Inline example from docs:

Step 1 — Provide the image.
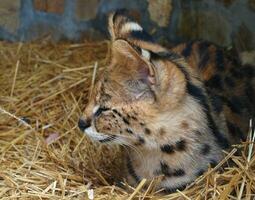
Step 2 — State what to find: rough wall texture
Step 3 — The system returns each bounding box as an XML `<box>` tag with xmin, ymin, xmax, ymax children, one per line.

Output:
<box><xmin>0</xmin><ymin>0</ymin><xmax>255</xmax><ymax>50</ymax></box>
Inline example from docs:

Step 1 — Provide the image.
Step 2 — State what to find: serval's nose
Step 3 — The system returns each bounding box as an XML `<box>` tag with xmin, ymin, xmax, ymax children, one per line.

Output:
<box><xmin>78</xmin><ymin>118</ymin><xmax>91</xmax><ymax>132</ymax></box>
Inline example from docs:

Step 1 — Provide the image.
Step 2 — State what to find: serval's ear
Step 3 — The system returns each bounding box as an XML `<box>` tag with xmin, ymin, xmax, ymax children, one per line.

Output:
<box><xmin>108</xmin><ymin>10</ymin><xmax>146</xmax><ymax>41</ymax></box>
<box><xmin>108</xmin><ymin>10</ymin><xmax>167</xmax><ymax>55</ymax></box>
<box><xmin>111</xmin><ymin>39</ymin><xmax>156</xmax><ymax>85</ymax></box>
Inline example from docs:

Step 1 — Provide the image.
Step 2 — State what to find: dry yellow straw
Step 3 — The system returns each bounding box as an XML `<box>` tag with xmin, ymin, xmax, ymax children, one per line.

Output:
<box><xmin>127</xmin><ymin>179</ymin><xmax>147</xmax><ymax>200</ymax></box>
<box><xmin>10</xmin><ymin>60</ymin><xmax>20</xmax><ymax>97</ymax></box>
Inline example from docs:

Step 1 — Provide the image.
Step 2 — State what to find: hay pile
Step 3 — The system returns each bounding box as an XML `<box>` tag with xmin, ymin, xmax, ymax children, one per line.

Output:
<box><xmin>0</xmin><ymin>40</ymin><xmax>254</xmax><ymax>199</ymax></box>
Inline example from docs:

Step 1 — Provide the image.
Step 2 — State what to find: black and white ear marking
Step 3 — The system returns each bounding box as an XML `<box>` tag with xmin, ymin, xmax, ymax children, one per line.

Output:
<box><xmin>108</xmin><ymin>11</ymin><xmax>146</xmax><ymax>41</ymax></box>
<box><xmin>121</xmin><ymin>22</ymin><xmax>143</xmax><ymax>33</ymax></box>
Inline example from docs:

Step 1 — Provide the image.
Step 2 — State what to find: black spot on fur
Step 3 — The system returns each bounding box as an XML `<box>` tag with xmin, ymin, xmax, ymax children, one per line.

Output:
<box><xmin>126</xmin><ymin>156</ymin><xmax>140</xmax><ymax>183</ymax></box>
<box><xmin>205</xmin><ymin>74</ymin><xmax>223</xmax><ymax>90</ymax></box>
<box><xmin>200</xmin><ymin>144</ymin><xmax>211</xmax><ymax>155</ymax></box>
<box><xmin>196</xmin><ymin>169</ymin><xmax>205</xmax><ymax>177</ymax></box>
<box><xmin>112</xmin><ymin>109</ymin><xmax>122</xmax><ymax>117</ymax></box>
<box><xmin>134</xmin><ymin>136</ymin><xmax>145</xmax><ymax>145</ymax></box>
<box><xmin>131</xmin><ymin>116</ymin><xmax>137</xmax><ymax>120</ymax></box>
<box><xmin>175</xmin><ymin>140</ymin><xmax>186</xmax><ymax>151</ymax></box>
<box><xmin>125</xmin><ymin>128</ymin><xmax>133</xmax><ymax>134</ymax></box>
<box><xmin>181</xmin><ymin>41</ymin><xmax>194</xmax><ymax>57</ymax></box>
<box><xmin>160</xmin><ymin>161</ymin><xmax>171</xmax><ymax>176</ymax></box>
<box><xmin>160</xmin><ymin>144</ymin><xmax>175</xmax><ymax>154</ymax></box>
<box><xmin>226</xmin><ymin>121</ymin><xmax>245</xmax><ymax>141</ymax></box>
<box><xmin>144</xmin><ymin>128</ymin><xmax>151</xmax><ymax>135</ymax></box>
<box><xmin>122</xmin><ymin>117</ymin><xmax>130</xmax><ymax>125</ymax></box>
<box><xmin>173</xmin><ymin>169</ymin><xmax>185</xmax><ymax>176</ymax></box>
<box><xmin>140</xmin><ymin>122</ymin><xmax>145</xmax><ymax>126</ymax></box>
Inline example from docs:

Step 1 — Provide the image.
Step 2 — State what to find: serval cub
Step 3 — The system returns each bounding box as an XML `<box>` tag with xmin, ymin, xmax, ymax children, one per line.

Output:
<box><xmin>78</xmin><ymin>12</ymin><xmax>254</xmax><ymax>192</ymax></box>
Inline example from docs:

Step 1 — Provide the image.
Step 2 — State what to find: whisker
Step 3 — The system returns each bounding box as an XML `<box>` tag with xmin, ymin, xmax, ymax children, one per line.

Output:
<box><xmin>113</xmin><ymin>137</ymin><xmax>145</xmax><ymax>163</ymax></box>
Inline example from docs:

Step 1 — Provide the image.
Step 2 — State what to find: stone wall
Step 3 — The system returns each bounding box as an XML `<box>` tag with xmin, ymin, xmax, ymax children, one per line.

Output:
<box><xmin>1</xmin><ymin>0</ymin><xmax>255</xmax><ymax>50</ymax></box>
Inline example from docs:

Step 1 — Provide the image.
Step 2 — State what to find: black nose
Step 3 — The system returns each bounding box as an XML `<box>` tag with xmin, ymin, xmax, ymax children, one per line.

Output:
<box><xmin>78</xmin><ymin>118</ymin><xmax>90</xmax><ymax>131</ymax></box>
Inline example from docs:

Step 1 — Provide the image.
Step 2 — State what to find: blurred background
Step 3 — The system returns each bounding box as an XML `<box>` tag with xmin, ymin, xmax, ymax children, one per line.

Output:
<box><xmin>1</xmin><ymin>0</ymin><xmax>255</xmax><ymax>51</ymax></box>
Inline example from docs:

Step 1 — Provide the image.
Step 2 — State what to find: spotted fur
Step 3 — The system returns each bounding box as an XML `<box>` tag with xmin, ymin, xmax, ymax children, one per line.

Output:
<box><xmin>78</xmin><ymin>12</ymin><xmax>255</xmax><ymax>192</ymax></box>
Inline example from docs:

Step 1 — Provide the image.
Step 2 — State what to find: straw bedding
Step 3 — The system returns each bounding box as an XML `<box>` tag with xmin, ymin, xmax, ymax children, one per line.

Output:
<box><xmin>0</xmin><ymin>40</ymin><xmax>254</xmax><ymax>200</ymax></box>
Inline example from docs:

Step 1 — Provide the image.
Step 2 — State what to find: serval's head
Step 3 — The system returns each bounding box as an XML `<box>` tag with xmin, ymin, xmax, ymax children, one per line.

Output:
<box><xmin>78</xmin><ymin>11</ymin><xmax>205</xmax><ymax>149</ymax></box>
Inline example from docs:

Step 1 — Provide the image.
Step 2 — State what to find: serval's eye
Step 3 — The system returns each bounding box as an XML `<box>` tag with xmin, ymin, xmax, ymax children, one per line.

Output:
<box><xmin>94</xmin><ymin>107</ymin><xmax>110</xmax><ymax>117</ymax></box>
